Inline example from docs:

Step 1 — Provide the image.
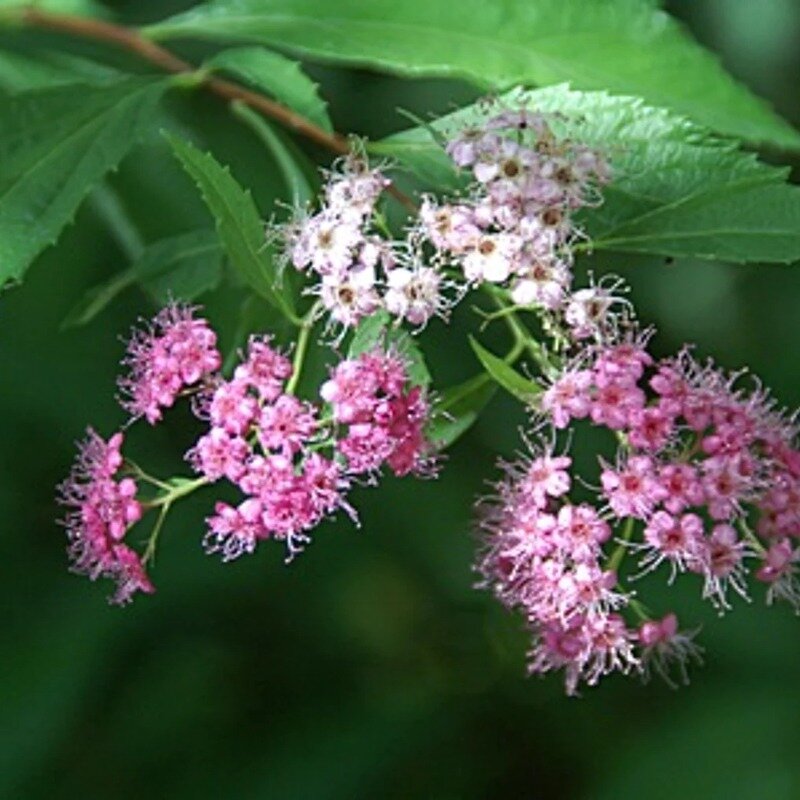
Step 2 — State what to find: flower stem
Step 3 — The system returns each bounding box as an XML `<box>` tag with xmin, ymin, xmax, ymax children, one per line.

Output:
<box><xmin>142</xmin><ymin>503</ymin><xmax>170</xmax><ymax>566</ymax></box>
<box><xmin>481</xmin><ymin>285</ymin><xmax>553</xmax><ymax>372</ymax></box>
<box><xmin>737</xmin><ymin>519</ymin><xmax>767</xmax><ymax>555</ymax></box>
<box><xmin>607</xmin><ymin>516</ymin><xmax>635</xmax><ymax>572</ymax></box>
<box><xmin>149</xmin><ymin>476</ymin><xmax>209</xmax><ymax>508</ymax></box>
<box><xmin>285</xmin><ymin>302</ymin><xmax>320</xmax><ymax>395</ymax></box>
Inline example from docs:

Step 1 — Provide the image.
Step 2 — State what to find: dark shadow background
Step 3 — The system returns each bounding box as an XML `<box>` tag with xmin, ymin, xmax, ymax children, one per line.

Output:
<box><xmin>1</xmin><ymin>1</ymin><xmax>799</xmax><ymax>797</ymax></box>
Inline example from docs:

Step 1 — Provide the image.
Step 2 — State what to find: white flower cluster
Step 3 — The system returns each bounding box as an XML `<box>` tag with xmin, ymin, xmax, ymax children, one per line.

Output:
<box><xmin>285</xmin><ymin>157</ymin><xmax>447</xmax><ymax>333</ymax></box>
<box><xmin>417</xmin><ymin>109</ymin><xmax>615</xmax><ymax>339</ymax></box>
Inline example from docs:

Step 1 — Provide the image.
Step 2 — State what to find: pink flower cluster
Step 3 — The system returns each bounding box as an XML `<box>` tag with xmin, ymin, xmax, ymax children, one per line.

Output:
<box><xmin>322</xmin><ymin>349</ymin><xmax>433</xmax><ymax>478</ymax></box>
<box><xmin>188</xmin><ymin>338</ymin><xmax>434</xmax><ymax>562</ymax></box>
<box><xmin>476</xmin><ymin>324</ymin><xmax>799</xmax><ymax>692</ymax></box>
<box><xmin>58</xmin><ymin>430</ymin><xmax>153</xmax><ymax>605</ymax></box>
<box><xmin>475</xmin><ymin>440</ymin><xmax>702</xmax><ymax>694</ymax></box>
<box><xmin>419</xmin><ymin>110</ymin><xmax>609</xmax><ymax>312</ymax></box>
<box><xmin>119</xmin><ymin>303</ymin><xmax>221</xmax><ymax>423</ymax></box>
<box><xmin>542</xmin><ymin>337</ymin><xmax>800</xmax><ymax>611</ymax></box>
<box><xmin>60</xmin><ymin>302</ymin><xmax>436</xmax><ymax>603</ymax></box>
<box><xmin>285</xmin><ymin>157</ymin><xmax>447</xmax><ymax>330</ymax></box>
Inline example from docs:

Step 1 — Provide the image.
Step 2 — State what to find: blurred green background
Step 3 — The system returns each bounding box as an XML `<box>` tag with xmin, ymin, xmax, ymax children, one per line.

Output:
<box><xmin>2</xmin><ymin>1</ymin><xmax>799</xmax><ymax>798</ymax></box>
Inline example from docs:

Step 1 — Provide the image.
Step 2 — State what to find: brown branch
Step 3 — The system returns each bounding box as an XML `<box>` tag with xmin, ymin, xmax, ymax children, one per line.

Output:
<box><xmin>17</xmin><ymin>7</ymin><xmax>417</xmax><ymax>211</ymax></box>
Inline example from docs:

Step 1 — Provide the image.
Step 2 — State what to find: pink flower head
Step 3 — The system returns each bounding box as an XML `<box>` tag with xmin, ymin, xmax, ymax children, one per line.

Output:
<box><xmin>208</xmin><ymin>379</ymin><xmax>259</xmax><ymax>437</ymax></box>
<box><xmin>119</xmin><ymin>303</ymin><xmax>221</xmax><ymax>424</ymax></box>
<box><xmin>518</xmin><ymin>453</ymin><xmax>572</xmax><ymax>509</ymax></box>
<box><xmin>257</xmin><ymin>395</ymin><xmax>318</xmax><ymax>456</ymax></box>
<box><xmin>204</xmin><ymin>499</ymin><xmax>266</xmax><ymax>562</ymax></box>
<box><xmin>601</xmin><ymin>455</ymin><xmax>665</xmax><ymax>519</ymax></box>
<box><xmin>589</xmin><ymin>377</ymin><xmax>644</xmax><ymax>431</ymax></box>
<box><xmin>638</xmin><ymin>613</ymin><xmax>703</xmax><ymax>687</ymax></box>
<box><xmin>555</xmin><ymin>504</ymin><xmax>611</xmax><ymax>562</ymax></box>
<box><xmin>323</xmin><ymin>348</ymin><xmax>433</xmax><ymax>477</ymax></box>
<box><xmin>58</xmin><ymin>429</ymin><xmax>152</xmax><ymax>605</ymax></box>
<box><xmin>628</xmin><ymin>405</ymin><xmax>676</xmax><ymax>452</ymax></box>
<box><xmin>698</xmin><ymin>524</ymin><xmax>752</xmax><ymax>610</ymax></box>
<box><xmin>658</xmin><ymin>463</ymin><xmax>705</xmax><ymax>515</ymax></box>
<box><xmin>541</xmin><ymin>369</ymin><xmax>593</xmax><ymax>429</ymax></box>
<box><xmin>639</xmin><ymin>511</ymin><xmax>704</xmax><ymax>581</ymax></box>
<box><xmin>186</xmin><ymin>428</ymin><xmax>250</xmax><ymax>483</ymax></box>
<box><xmin>233</xmin><ymin>336</ymin><xmax>292</xmax><ymax>402</ymax></box>
<box><xmin>756</xmin><ymin>539</ymin><xmax>800</xmax><ymax>611</ymax></box>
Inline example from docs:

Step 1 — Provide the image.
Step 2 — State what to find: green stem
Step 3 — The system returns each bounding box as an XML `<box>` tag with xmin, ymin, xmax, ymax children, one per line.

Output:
<box><xmin>142</xmin><ymin>503</ymin><xmax>170</xmax><ymax>566</ymax></box>
<box><xmin>141</xmin><ymin>476</ymin><xmax>208</xmax><ymax>565</ymax></box>
<box><xmin>627</xmin><ymin>597</ymin><xmax>651</xmax><ymax>622</ymax></box>
<box><xmin>737</xmin><ymin>519</ymin><xmax>766</xmax><ymax>555</ymax></box>
<box><xmin>127</xmin><ymin>461</ymin><xmax>172</xmax><ymax>492</ymax></box>
<box><xmin>285</xmin><ymin>302</ymin><xmax>319</xmax><ymax>395</ymax></box>
<box><xmin>607</xmin><ymin>517</ymin><xmax>635</xmax><ymax>572</ymax></box>
<box><xmin>480</xmin><ymin>285</ymin><xmax>553</xmax><ymax>372</ymax></box>
<box><xmin>148</xmin><ymin>476</ymin><xmax>209</xmax><ymax>508</ymax></box>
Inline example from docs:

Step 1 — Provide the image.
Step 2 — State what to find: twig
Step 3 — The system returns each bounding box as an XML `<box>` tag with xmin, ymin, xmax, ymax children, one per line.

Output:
<box><xmin>12</xmin><ymin>7</ymin><xmax>417</xmax><ymax>211</ymax></box>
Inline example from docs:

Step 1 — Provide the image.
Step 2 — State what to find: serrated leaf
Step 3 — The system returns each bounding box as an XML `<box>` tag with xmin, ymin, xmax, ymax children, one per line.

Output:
<box><xmin>63</xmin><ymin>229</ymin><xmax>223</xmax><ymax>327</ymax></box>
<box><xmin>206</xmin><ymin>46</ymin><xmax>332</xmax><ymax>132</ymax></box>
<box><xmin>147</xmin><ymin>0</ymin><xmax>800</xmax><ymax>150</ymax></box>
<box><xmin>427</xmin><ymin>372</ymin><xmax>497</xmax><ymax>449</ymax></box>
<box><xmin>0</xmin><ymin>78</ymin><xmax>168</xmax><ymax>286</ymax></box>
<box><xmin>376</xmin><ymin>85</ymin><xmax>800</xmax><ymax>264</ymax></box>
<box><xmin>165</xmin><ymin>133</ymin><xmax>298</xmax><ymax>322</ymax></box>
<box><xmin>469</xmin><ymin>336</ymin><xmax>540</xmax><ymax>403</ymax></box>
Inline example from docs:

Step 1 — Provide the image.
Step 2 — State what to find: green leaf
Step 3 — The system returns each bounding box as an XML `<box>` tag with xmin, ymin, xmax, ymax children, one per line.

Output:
<box><xmin>147</xmin><ymin>0</ymin><xmax>800</xmax><ymax>150</ymax></box>
<box><xmin>206</xmin><ymin>46</ymin><xmax>332</xmax><ymax>132</ymax></box>
<box><xmin>0</xmin><ymin>49</ymin><xmax>119</xmax><ymax>92</ymax></box>
<box><xmin>139</xmin><ymin>230</ymin><xmax>223</xmax><ymax>304</ymax></box>
<box><xmin>63</xmin><ymin>229</ymin><xmax>223</xmax><ymax>327</ymax></box>
<box><xmin>469</xmin><ymin>336</ymin><xmax>540</xmax><ymax>403</ymax></box>
<box><xmin>0</xmin><ymin>78</ymin><xmax>168</xmax><ymax>286</ymax></box>
<box><xmin>230</xmin><ymin>101</ymin><xmax>316</xmax><ymax>206</ymax></box>
<box><xmin>348</xmin><ymin>310</ymin><xmax>431</xmax><ymax>387</ymax></box>
<box><xmin>427</xmin><ymin>372</ymin><xmax>497</xmax><ymax>449</ymax></box>
<box><xmin>0</xmin><ymin>0</ymin><xmax>104</xmax><ymax>12</ymax></box>
<box><xmin>390</xmin><ymin>331</ymin><xmax>431</xmax><ymax>388</ymax></box>
<box><xmin>376</xmin><ymin>85</ymin><xmax>800</xmax><ymax>264</ymax></box>
<box><xmin>348</xmin><ymin>310</ymin><xmax>392</xmax><ymax>357</ymax></box>
<box><xmin>165</xmin><ymin>133</ymin><xmax>298</xmax><ymax>322</ymax></box>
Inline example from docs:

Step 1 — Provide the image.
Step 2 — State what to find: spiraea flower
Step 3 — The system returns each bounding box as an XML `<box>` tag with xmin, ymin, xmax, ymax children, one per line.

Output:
<box><xmin>321</xmin><ymin>347</ymin><xmax>435</xmax><ymax>478</ymax></box>
<box><xmin>119</xmin><ymin>302</ymin><xmax>221</xmax><ymax>424</ymax></box>
<box><xmin>476</xmin><ymin>266</ymin><xmax>800</xmax><ymax>691</ymax></box>
<box><xmin>186</xmin><ymin>334</ymin><xmax>436</xmax><ymax>562</ymax></box>
<box><xmin>57</xmin><ymin>429</ymin><xmax>152</xmax><ymax>605</ymax></box>
<box><xmin>419</xmin><ymin>109</ymin><xmax>610</xmax><ymax>317</ymax></box>
<box><xmin>283</xmin><ymin>156</ymin><xmax>449</xmax><ymax>334</ymax></box>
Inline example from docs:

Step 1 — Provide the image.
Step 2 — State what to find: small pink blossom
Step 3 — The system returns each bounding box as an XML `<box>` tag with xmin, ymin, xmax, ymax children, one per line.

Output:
<box><xmin>639</xmin><ymin>511</ymin><xmax>704</xmax><ymax>581</ymax></box>
<box><xmin>601</xmin><ymin>455</ymin><xmax>665</xmax><ymax>519</ymax></box>
<box><xmin>58</xmin><ymin>429</ymin><xmax>152</xmax><ymax>605</ymax></box>
<box><xmin>258</xmin><ymin>395</ymin><xmax>318</xmax><ymax>456</ymax></box>
<box><xmin>187</xmin><ymin>428</ymin><xmax>250</xmax><ymax>483</ymax></box>
<box><xmin>208</xmin><ymin>380</ymin><xmax>259</xmax><ymax>437</ymax></box>
<box><xmin>233</xmin><ymin>336</ymin><xmax>292</xmax><ymax>402</ymax></box>
<box><xmin>119</xmin><ymin>303</ymin><xmax>221</xmax><ymax>424</ymax></box>
<box><xmin>541</xmin><ymin>369</ymin><xmax>593</xmax><ymax>429</ymax></box>
<box><xmin>638</xmin><ymin>614</ymin><xmax>703</xmax><ymax>687</ymax></box>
